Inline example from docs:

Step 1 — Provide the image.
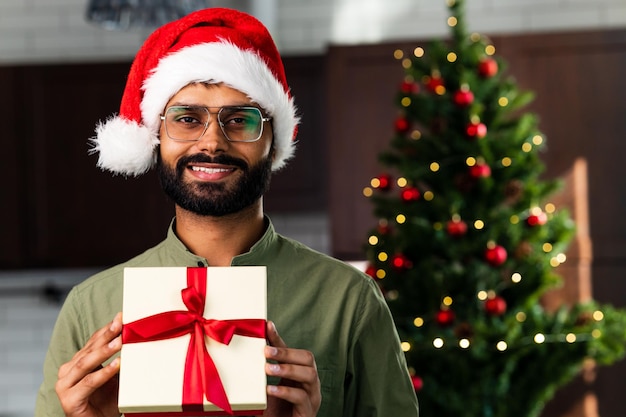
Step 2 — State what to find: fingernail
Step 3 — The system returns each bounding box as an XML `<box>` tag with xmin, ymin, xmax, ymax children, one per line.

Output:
<box><xmin>265</xmin><ymin>346</ymin><xmax>278</xmax><ymax>357</ymax></box>
<box><xmin>110</xmin><ymin>357</ymin><xmax>120</xmax><ymax>368</ymax></box>
<box><xmin>268</xmin><ymin>364</ymin><xmax>280</xmax><ymax>374</ymax></box>
<box><xmin>108</xmin><ymin>337</ymin><xmax>121</xmax><ymax>349</ymax></box>
<box><xmin>267</xmin><ymin>385</ymin><xmax>278</xmax><ymax>394</ymax></box>
<box><xmin>268</xmin><ymin>321</ymin><xmax>277</xmax><ymax>334</ymax></box>
<box><xmin>110</xmin><ymin>312</ymin><xmax>122</xmax><ymax>331</ymax></box>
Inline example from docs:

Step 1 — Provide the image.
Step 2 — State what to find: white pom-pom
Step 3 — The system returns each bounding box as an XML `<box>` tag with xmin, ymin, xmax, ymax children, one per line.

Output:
<box><xmin>89</xmin><ymin>117</ymin><xmax>160</xmax><ymax>177</ymax></box>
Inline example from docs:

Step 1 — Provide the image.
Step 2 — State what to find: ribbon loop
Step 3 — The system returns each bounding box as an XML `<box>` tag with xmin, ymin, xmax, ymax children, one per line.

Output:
<box><xmin>182</xmin><ymin>285</ymin><xmax>205</xmax><ymax>316</ymax></box>
<box><xmin>203</xmin><ymin>320</ymin><xmax>237</xmax><ymax>345</ymax></box>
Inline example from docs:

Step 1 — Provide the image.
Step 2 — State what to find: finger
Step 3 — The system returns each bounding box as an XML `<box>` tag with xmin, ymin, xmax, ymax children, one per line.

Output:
<box><xmin>57</xmin><ymin>313</ymin><xmax>123</xmax><ymax>385</ymax></box>
<box><xmin>266</xmin><ymin>383</ymin><xmax>315</xmax><ymax>410</ymax></box>
<box><xmin>266</xmin><ymin>361</ymin><xmax>318</xmax><ymax>388</ymax></box>
<box><xmin>264</xmin><ymin>322</ymin><xmax>322</xmax><ymax>415</ymax></box>
<box><xmin>56</xmin><ymin>356</ymin><xmax>121</xmax><ymax>414</ymax></box>
<box><xmin>75</xmin><ymin>312</ymin><xmax>123</xmax><ymax>358</ymax></box>
<box><xmin>265</xmin><ymin>322</ymin><xmax>316</xmax><ymax>367</ymax></box>
<box><xmin>265</xmin><ymin>320</ymin><xmax>287</xmax><ymax>348</ymax></box>
<box><xmin>266</xmin><ymin>382</ymin><xmax>321</xmax><ymax>417</ymax></box>
<box><xmin>265</xmin><ymin>344</ymin><xmax>316</xmax><ymax>369</ymax></box>
<box><xmin>57</xmin><ymin>334</ymin><xmax>122</xmax><ymax>395</ymax></box>
<box><xmin>59</xmin><ymin>312</ymin><xmax>122</xmax><ymax>376</ymax></box>
<box><xmin>265</xmin><ymin>347</ymin><xmax>320</xmax><ymax>399</ymax></box>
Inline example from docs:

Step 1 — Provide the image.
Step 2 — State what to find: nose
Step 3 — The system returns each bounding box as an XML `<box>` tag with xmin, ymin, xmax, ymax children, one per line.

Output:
<box><xmin>195</xmin><ymin>114</ymin><xmax>230</xmax><ymax>154</ymax></box>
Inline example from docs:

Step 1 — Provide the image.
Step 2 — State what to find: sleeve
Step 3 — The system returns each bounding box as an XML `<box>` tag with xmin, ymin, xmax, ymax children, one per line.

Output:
<box><xmin>34</xmin><ymin>286</ymin><xmax>88</xmax><ymax>417</ymax></box>
<box><xmin>343</xmin><ymin>278</ymin><xmax>419</xmax><ymax>417</ymax></box>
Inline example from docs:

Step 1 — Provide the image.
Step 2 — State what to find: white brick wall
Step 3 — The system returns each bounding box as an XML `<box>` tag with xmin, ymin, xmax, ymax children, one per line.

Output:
<box><xmin>0</xmin><ymin>213</ymin><xmax>328</xmax><ymax>416</ymax></box>
<box><xmin>0</xmin><ymin>269</ymin><xmax>99</xmax><ymax>417</ymax></box>
<box><xmin>0</xmin><ymin>0</ymin><xmax>624</xmax><ymax>63</ymax></box>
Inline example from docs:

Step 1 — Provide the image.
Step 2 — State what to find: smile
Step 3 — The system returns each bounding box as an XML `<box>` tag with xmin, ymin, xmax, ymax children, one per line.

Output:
<box><xmin>190</xmin><ymin>166</ymin><xmax>234</xmax><ymax>174</ymax></box>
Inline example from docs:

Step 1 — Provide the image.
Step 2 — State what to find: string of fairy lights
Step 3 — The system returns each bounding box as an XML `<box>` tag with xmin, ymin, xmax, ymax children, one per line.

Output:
<box><xmin>361</xmin><ymin>0</ymin><xmax>605</xmax><ymax>355</ymax></box>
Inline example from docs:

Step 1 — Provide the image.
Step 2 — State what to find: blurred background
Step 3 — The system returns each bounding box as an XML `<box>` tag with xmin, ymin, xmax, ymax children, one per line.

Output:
<box><xmin>0</xmin><ymin>0</ymin><xmax>625</xmax><ymax>416</ymax></box>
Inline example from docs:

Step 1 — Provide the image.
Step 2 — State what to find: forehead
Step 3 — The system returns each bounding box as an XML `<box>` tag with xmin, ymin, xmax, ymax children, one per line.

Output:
<box><xmin>166</xmin><ymin>82</ymin><xmax>255</xmax><ymax>107</ymax></box>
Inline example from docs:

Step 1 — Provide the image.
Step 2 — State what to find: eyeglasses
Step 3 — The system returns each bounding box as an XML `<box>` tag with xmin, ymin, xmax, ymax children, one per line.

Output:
<box><xmin>160</xmin><ymin>105</ymin><xmax>272</xmax><ymax>143</ymax></box>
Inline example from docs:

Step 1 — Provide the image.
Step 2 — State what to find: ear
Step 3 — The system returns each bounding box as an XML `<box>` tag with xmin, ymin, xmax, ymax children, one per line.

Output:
<box><xmin>269</xmin><ymin>133</ymin><xmax>277</xmax><ymax>162</ymax></box>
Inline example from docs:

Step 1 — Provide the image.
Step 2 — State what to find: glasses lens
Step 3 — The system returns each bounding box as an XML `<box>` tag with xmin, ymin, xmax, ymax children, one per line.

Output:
<box><xmin>164</xmin><ymin>106</ymin><xmax>208</xmax><ymax>141</ymax></box>
<box><xmin>218</xmin><ymin>107</ymin><xmax>263</xmax><ymax>142</ymax></box>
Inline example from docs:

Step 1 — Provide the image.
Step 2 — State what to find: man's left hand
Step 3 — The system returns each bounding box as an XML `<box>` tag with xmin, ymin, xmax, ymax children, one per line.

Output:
<box><xmin>263</xmin><ymin>321</ymin><xmax>321</xmax><ymax>417</ymax></box>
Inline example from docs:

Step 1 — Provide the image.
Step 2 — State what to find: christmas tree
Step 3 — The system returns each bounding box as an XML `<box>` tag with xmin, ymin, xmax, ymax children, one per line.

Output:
<box><xmin>362</xmin><ymin>1</ymin><xmax>626</xmax><ymax>416</ymax></box>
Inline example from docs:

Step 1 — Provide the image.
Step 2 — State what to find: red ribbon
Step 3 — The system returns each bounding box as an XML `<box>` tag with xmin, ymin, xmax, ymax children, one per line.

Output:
<box><xmin>122</xmin><ymin>268</ymin><xmax>266</xmax><ymax>415</ymax></box>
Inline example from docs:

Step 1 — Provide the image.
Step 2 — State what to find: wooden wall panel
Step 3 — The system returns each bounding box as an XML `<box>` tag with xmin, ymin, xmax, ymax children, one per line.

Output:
<box><xmin>0</xmin><ymin>68</ymin><xmax>24</xmax><ymax>267</ymax></box>
<box><xmin>326</xmin><ymin>42</ymin><xmax>409</xmax><ymax>260</ymax></box>
<box><xmin>16</xmin><ymin>63</ymin><xmax>174</xmax><ymax>268</ymax></box>
<box><xmin>265</xmin><ymin>55</ymin><xmax>327</xmax><ymax>213</ymax></box>
<box><xmin>494</xmin><ymin>30</ymin><xmax>626</xmax><ymax>263</ymax></box>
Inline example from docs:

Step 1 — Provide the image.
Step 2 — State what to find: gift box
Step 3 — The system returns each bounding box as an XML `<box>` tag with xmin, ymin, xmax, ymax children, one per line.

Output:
<box><xmin>118</xmin><ymin>266</ymin><xmax>267</xmax><ymax>416</ymax></box>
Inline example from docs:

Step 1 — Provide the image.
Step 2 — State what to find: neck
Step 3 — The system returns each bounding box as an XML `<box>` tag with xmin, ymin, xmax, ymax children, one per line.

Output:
<box><xmin>173</xmin><ymin>200</ymin><xmax>266</xmax><ymax>266</ymax></box>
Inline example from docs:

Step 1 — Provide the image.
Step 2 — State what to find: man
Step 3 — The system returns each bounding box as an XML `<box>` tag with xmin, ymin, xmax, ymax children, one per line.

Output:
<box><xmin>35</xmin><ymin>8</ymin><xmax>419</xmax><ymax>417</ymax></box>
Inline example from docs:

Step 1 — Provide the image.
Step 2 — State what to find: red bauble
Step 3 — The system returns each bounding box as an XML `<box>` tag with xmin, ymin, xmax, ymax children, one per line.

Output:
<box><xmin>365</xmin><ymin>264</ymin><xmax>377</xmax><ymax>279</ymax></box>
<box><xmin>469</xmin><ymin>163</ymin><xmax>491</xmax><ymax>178</ymax></box>
<box><xmin>527</xmin><ymin>211</ymin><xmax>548</xmax><ymax>226</ymax></box>
<box><xmin>436</xmin><ymin>309</ymin><xmax>455</xmax><ymax>327</ymax></box>
<box><xmin>411</xmin><ymin>375</ymin><xmax>424</xmax><ymax>391</ymax></box>
<box><xmin>377</xmin><ymin>223</ymin><xmax>391</xmax><ymax>235</ymax></box>
<box><xmin>376</xmin><ymin>174</ymin><xmax>392</xmax><ymax>191</ymax></box>
<box><xmin>485</xmin><ymin>296</ymin><xmax>507</xmax><ymax>316</ymax></box>
<box><xmin>478</xmin><ymin>57</ymin><xmax>498</xmax><ymax>78</ymax></box>
<box><xmin>426</xmin><ymin>75</ymin><xmax>445</xmax><ymax>93</ymax></box>
<box><xmin>401</xmin><ymin>186</ymin><xmax>421</xmax><ymax>202</ymax></box>
<box><xmin>394</xmin><ymin>116</ymin><xmax>410</xmax><ymax>133</ymax></box>
<box><xmin>466</xmin><ymin>122</ymin><xmax>487</xmax><ymax>139</ymax></box>
<box><xmin>453</xmin><ymin>88</ymin><xmax>474</xmax><ymax>106</ymax></box>
<box><xmin>485</xmin><ymin>245</ymin><xmax>507</xmax><ymax>266</ymax></box>
<box><xmin>446</xmin><ymin>219</ymin><xmax>468</xmax><ymax>237</ymax></box>
<box><xmin>400</xmin><ymin>80</ymin><xmax>419</xmax><ymax>94</ymax></box>
<box><xmin>391</xmin><ymin>253</ymin><xmax>413</xmax><ymax>271</ymax></box>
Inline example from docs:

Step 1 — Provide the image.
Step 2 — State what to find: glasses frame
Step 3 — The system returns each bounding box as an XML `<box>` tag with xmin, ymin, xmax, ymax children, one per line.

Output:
<box><xmin>160</xmin><ymin>105</ymin><xmax>272</xmax><ymax>143</ymax></box>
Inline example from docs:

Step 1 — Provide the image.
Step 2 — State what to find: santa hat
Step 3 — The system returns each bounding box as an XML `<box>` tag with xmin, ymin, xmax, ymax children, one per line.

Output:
<box><xmin>90</xmin><ymin>7</ymin><xmax>298</xmax><ymax>176</ymax></box>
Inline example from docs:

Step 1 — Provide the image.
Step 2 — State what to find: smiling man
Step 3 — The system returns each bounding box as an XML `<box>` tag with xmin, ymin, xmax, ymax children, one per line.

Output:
<box><xmin>35</xmin><ymin>8</ymin><xmax>419</xmax><ymax>417</ymax></box>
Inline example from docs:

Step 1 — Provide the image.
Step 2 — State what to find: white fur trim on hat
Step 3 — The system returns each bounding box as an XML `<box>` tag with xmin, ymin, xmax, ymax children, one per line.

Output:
<box><xmin>89</xmin><ymin>117</ymin><xmax>160</xmax><ymax>176</ymax></box>
<box><xmin>141</xmin><ymin>40</ymin><xmax>298</xmax><ymax>171</ymax></box>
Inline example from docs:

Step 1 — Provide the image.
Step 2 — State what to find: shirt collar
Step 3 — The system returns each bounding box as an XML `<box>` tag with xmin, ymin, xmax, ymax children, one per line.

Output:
<box><xmin>163</xmin><ymin>216</ymin><xmax>278</xmax><ymax>266</ymax></box>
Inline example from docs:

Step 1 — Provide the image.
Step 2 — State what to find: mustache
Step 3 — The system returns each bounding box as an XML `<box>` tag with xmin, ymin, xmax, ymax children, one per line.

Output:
<box><xmin>176</xmin><ymin>153</ymin><xmax>248</xmax><ymax>174</ymax></box>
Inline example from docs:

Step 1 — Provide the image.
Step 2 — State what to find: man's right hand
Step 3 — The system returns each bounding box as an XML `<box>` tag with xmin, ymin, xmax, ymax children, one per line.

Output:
<box><xmin>55</xmin><ymin>312</ymin><xmax>123</xmax><ymax>417</ymax></box>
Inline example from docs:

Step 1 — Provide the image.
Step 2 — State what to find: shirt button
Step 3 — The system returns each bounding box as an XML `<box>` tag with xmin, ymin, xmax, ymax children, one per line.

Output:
<box><xmin>197</xmin><ymin>261</ymin><xmax>205</xmax><ymax>267</ymax></box>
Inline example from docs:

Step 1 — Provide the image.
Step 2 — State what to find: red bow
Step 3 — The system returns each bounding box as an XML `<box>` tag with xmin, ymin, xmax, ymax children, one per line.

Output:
<box><xmin>122</xmin><ymin>268</ymin><xmax>266</xmax><ymax>415</ymax></box>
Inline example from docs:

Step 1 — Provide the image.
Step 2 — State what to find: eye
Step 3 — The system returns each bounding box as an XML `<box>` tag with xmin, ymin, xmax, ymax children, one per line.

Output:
<box><xmin>167</xmin><ymin>107</ymin><xmax>206</xmax><ymax>129</ymax></box>
<box><xmin>176</xmin><ymin>115</ymin><xmax>201</xmax><ymax>124</ymax></box>
<box><xmin>221</xmin><ymin>108</ymin><xmax>258</xmax><ymax>129</ymax></box>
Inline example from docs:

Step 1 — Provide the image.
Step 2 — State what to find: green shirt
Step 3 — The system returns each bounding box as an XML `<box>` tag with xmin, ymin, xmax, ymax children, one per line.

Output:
<box><xmin>35</xmin><ymin>218</ymin><xmax>419</xmax><ymax>417</ymax></box>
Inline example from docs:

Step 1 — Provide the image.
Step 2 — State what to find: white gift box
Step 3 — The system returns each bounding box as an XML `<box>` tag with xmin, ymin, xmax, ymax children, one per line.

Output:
<box><xmin>118</xmin><ymin>266</ymin><xmax>267</xmax><ymax>415</ymax></box>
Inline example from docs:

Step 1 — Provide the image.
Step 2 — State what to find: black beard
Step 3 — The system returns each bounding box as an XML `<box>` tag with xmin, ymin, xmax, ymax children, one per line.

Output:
<box><xmin>157</xmin><ymin>152</ymin><xmax>272</xmax><ymax>217</ymax></box>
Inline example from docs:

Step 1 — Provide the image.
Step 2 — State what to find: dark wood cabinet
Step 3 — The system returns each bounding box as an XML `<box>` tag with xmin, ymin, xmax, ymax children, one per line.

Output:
<box><xmin>0</xmin><ymin>56</ymin><xmax>326</xmax><ymax>268</ymax></box>
<box><xmin>265</xmin><ymin>55</ymin><xmax>328</xmax><ymax>213</ymax></box>
<box><xmin>0</xmin><ymin>67</ymin><xmax>25</xmax><ymax>266</ymax></box>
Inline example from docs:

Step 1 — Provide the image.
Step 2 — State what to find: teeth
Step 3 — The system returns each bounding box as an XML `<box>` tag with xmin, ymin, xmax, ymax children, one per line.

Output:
<box><xmin>191</xmin><ymin>166</ymin><xmax>231</xmax><ymax>174</ymax></box>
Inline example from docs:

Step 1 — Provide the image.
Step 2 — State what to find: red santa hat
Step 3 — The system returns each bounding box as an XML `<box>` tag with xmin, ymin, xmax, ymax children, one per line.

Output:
<box><xmin>90</xmin><ymin>7</ymin><xmax>298</xmax><ymax>176</ymax></box>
